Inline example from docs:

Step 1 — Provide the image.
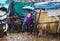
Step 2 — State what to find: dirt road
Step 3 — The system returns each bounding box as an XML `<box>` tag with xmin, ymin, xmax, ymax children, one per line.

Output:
<box><xmin>0</xmin><ymin>33</ymin><xmax>60</xmax><ymax>41</ymax></box>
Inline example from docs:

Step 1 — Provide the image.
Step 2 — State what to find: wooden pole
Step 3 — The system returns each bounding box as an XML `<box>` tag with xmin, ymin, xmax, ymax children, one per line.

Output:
<box><xmin>34</xmin><ymin>9</ymin><xmax>41</xmax><ymax>35</ymax></box>
<box><xmin>57</xmin><ymin>16</ymin><xmax>60</xmax><ymax>33</ymax></box>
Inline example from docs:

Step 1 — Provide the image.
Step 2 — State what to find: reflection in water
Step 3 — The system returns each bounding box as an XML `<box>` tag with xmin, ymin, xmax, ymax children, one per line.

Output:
<box><xmin>0</xmin><ymin>33</ymin><xmax>60</xmax><ymax>41</ymax></box>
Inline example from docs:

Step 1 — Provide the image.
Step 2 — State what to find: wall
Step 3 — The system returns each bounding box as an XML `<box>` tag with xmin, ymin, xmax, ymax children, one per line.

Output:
<box><xmin>47</xmin><ymin>9</ymin><xmax>60</xmax><ymax>16</ymax></box>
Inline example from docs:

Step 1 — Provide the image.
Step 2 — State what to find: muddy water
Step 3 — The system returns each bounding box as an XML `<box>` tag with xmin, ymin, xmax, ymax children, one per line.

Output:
<box><xmin>0</xmin><ymin>33</ymin><xmax>60</xmax><ymax>41</ymax></box>
<box><xmin>36</xmin><ymin>36</ymin><xmax>60</xmax><ymax>41</ymax></box>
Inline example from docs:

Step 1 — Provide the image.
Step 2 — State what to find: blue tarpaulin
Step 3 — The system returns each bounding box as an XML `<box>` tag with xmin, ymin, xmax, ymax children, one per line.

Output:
<box><xmin>0</xmin><ymin>0</ymin><xmax>7</xmax><ymax>4</ymax></box>
<box><xmin>34</xmin><ymin>2</ymin><xmax>60</xmax><ymax>9</ymax></box>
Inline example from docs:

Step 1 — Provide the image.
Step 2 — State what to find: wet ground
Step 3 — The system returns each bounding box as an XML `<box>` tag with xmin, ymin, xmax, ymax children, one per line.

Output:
<box><xmin>0</xmin><ymin>33</ymin><xmax>60</xmax><ymax>41</ymax></box>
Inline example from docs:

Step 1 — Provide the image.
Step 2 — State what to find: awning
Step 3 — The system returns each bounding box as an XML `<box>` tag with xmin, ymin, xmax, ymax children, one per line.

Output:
<box><xmin>34</xmin><ymin>1</ymin><xmax>60</xmax><ymax>9</ymax></box>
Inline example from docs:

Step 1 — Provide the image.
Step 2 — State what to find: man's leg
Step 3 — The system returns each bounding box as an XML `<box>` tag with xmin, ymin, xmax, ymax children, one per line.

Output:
<box><xmin>22</xmin><ymin>22</ymin><xmax>26</xmax><ymax>33</ymax></box>
<box><xmin>28</xmin><ymin>23</ymin><xmax>32</xmax><ymax>34</ymax></box>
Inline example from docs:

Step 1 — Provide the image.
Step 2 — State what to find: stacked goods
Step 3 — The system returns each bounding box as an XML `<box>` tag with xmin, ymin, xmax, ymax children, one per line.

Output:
<box><xmin>35</xmin><ymin>11</ymin><xmax>58</xmax><ymax>34</ymax></box>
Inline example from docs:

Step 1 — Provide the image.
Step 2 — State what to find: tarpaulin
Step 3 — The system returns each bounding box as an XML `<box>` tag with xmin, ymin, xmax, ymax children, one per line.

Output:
<box><xmin>13</xmin><ymin>2</ymin><xmax>34</xmax><ymax>15</ymax></box>
<box><xmin>0</xmin><ymin>0</ymin><xmax>7</xmax><ymax>4</ymax></box>
<box><xmin>34</xmin><ymin>2</ymin><xmax>60</xmax><ymax>9</ymax></box>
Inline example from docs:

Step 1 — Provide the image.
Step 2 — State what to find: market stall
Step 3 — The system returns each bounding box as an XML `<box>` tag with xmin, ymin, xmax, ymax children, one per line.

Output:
<box><xmin>34</xmin><ymin>1</ymin><xmax>60</xmax><ymax>35</ymax></box>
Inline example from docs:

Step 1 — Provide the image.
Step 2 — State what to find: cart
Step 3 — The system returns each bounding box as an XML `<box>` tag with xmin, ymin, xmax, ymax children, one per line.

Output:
<box><xmin>34</xmin><ymin>1</ymin><xmax>60</xmax><ymax>36</ymax></box>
